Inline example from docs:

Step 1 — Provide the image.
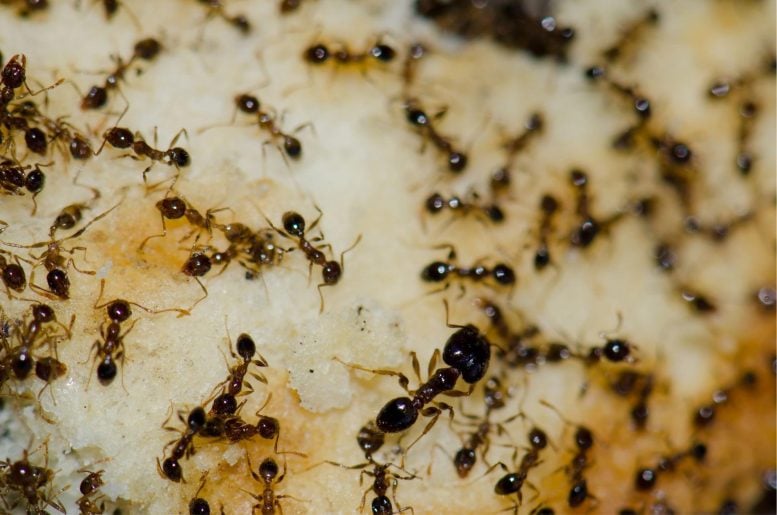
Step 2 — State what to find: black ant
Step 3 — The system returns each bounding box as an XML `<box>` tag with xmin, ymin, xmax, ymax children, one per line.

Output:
<box><xmin>197</xmin><ymin>0</ymin><xmax>250</xmax><ymax>34</ymax></box>
<box><xmin>265</xmin><ymin>208</ymin><xmax>361</xmax><ymax>311</ymax></box>
<box><xmin>188</xmin><ymin>473</ymin><xmax>213</xmax><ymax>515</ymax></box>
<box><xmin>534</xmin><ymin>194</ymin><xmax>560</xmax><ymax>270</ymax></box>
<box><xmin>682</xmin><ymin>211</ymin><xmax>753</xmax><ymax>243</ymax></box>
<box><xmin>491</xmin><ymin>427</ymin><xmax>552</xmax><ymax>512</ymax></box>
<box><xmin>568</xmin><ymin>169</ymin><xmax>623</xmax><ymax>248</ymax></box>
<box><xmin>634</xmin><ymin>441</ymin><xmax>707</xmax><ymax>491</ymax></box>
<box><xmin>157</xmin><ymin>405</ymin><xmax>207</xmax><ymax>482</ymax></box>
<box><xmin>541</xmin><ymin>400</ymin><xmax>598</xmax><ymax>508</ymax></box>
<box><xmin>233</xmin><ymin>93</ymin><xmax>310</xmax><ymax>162</ymax></box>
<box><xmin>424</xmin><ymin>191</ymin><xmax>505</xmax><ymax>225</ymax></box>
<box><xmin>679</xmin><ymin>286</ymin><xmax>717</xmax><ymax>314</ymax></box>
<box><xmin>279</xmin><ymin>0</ymin><xmax>307</xmax><ymax>14</ymax></box>
<box><xmin>420</xmin><ymin>245</ymin><xmax>516</xmax><ymax>291</ymax></box>
<box><xmin>339</xmin><ymin>308</ymin><xmax>490</xmax><ymax>447</ymax></box>
<box><xmin>401</xmin><ymin>41</ymin><xmax>427</xmax><ymax>89</ymax></box>
<box><xmin>0</xmin><ymin>444</ymin><xmax>64</xmax><ymax>513</ymax></box>
<box><xmin>81</xmin><ymin>37</ymin><xmax>162</xmax><ymax>110</ymax></box>
<box><xmin>99</xmin><ymin>125</ymin><xmax>190</xmax><ymax>189</ymax></box>
<box><xmin>492</xmin><ymin>112</ymin><xmax>545</xmax><ymax>191</ymax></box>
<box><xmin>734</xmin><ymin>100</ymin><xmax>758</xmax><ymax>175</ymax></box>
<box><xmin>601</xmin><ymin>9</ymin><xmax>660</xmax><ymax>63</ymax></box>
<box><xmin>76</xmin><ymin>468</ymin><xmax>105</xmax><ymax>515</ymax></box>
<box><xmin>244</xmin><ymin>456</ymin><xmax>302</xmax><ymax>515</ymax></box>
<box><xmin>304</xmin><ymin>37</ymin><xmax>397</xmax><ymax>70</ymax></box>
<box><xmin>402</xmin><ymin>97</ymin><xmax>468</xmax><ymax>172</ymax></box>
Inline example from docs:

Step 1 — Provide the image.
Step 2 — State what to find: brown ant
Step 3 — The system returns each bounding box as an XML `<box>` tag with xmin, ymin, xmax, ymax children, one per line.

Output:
<box><xmin>244</xmin><ymin>456</ymin><xmax>303</xmax><ymax>515</ymax></box>
<box><xmin>188</xmin><ymin>473</ymin><xmax>213</xmax><ymax>515</ymax></box>
<box><xmin>450</xmin><ymin>376</ymin><xmax>514</xmax><ymax>478</ymax></box>
<box><xmin>279</xmin><ymin>0</ymin><xmax>308</xmax><ymax>14</ymax></box>
<box><xmin>157</xmin><ymin>405</ymin><xmax>207</xmax><ymax>482</ymax></box>
<box><xmin>233</xmin><ymin>93</ymin><xmax>310</xmax><ymax>162</ymax></box>
<box><xmin>265</xmin><ymin>208</ymin><xmax>360</xmax><ymax>311</ymax></box>
<box><xmin>491</xmin><ymin>427</ymin><xmax>552</xmax><ymax>512</ymax></box>
<box><xmin>541</xmin><ymin>400</ymin><xmax>598</xmax><ymax>508</ymax></box>
<box><xmin>420</xmin><ymin>244</ymin><xmax>516</xmax><ymax>291</ymax></box>
<box><xmin>76</xmin><ymin>468</ymin><xmax>105</xmax><ymax>514</ymax></box>
<box><xmin>0</xmin><ymin>444</ymin><xmax>64</xmax><ymax>513</ymax></box>
<box><xmin>0</xmin><ymin>160</ymin><xmax>45</xmax><ymax>203</ymax></box>
<box><xmin>98</xmin><ymin>125</ymin><xmax>190</xmax><ymax>190</ymax></box>
<box><xmin>601</xmin><ymin>9</ymin><xmax>660</xmax><ymax>63</ymax></box>
<box><xmin>338</xmin><ymin>309</ymin><xmax>490</xmax><ymax>449</ymax></box>
<box><xmin>534</xmin><ymin>194</ymin><xmax>560</xmax><ymax>270</ymax></box>
<box><xmin>1</xmin><ymin>203</ymin><xmax>117</xmax><ymax>299</ymax></box>
<box><xmin>568</xmin><ymin>169</ymin><xmax>624</xmax><ymax>248</ymax></box>
<box><xmin>213</xmin><ymin>331</ymin><xmax>268</xmax><ymax>401</ymax></box>
<box><xmin>610</xmin><ymin>370</ymin><xmax>655</xmax><ymax>430</ymax></box>
<box><xmin>693</xmin><ymin>370</ymin><xmax>757</xmax><ymax>428</ymax></box>
<box><xmin>634</xmin><ymin>441</ymin><xmax>707</xmax><ymax>491</ymax></box>
<box><xmin>424</xmin><ymin>191</ymin><xmax>505</xmax><ymax>226</ymax></box>
<box><xmin>1</xmin><ymin>0</ymin><xmax>48</xmax><ymax>16</ymax></box>
<box><xmin>682</xmin><ymin>211</ymin><xmax>754</xmax><ymax>243</ymax></box>
<box><xmin>81</xmin><ymin>37</ymin><xmax>162</xmax><ymax>110</ymax></box>
<box><xmin>197</xmin><ymin>0</ymin><xmax>250</xmax><ymax>34</ymax></box>
<box><xmin>138</xmin><ymin>194</ymin><xmax>221</xmax><ymax>251</ymax></box>
<box><xmin>317</xmin><ymin>454</ymin><xmax>416</xmax><ymax>515</ymax></box>
<box><xmin>402</xmin><ymin>97</ymin><xmax>468</xmax><ymax>173</ymax></box>
<box><xmin>491</xmin><ymin>112</ymin><xmax>545</xmax><ymax>191</ymax></box>
<box><xmin>304</xmin><ymin>37</ymin><xmax>397</xmax><ymax>70</ymax></box>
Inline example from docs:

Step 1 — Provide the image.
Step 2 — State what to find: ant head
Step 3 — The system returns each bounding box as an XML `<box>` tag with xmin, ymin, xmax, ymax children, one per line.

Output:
<box><xmin>603</xmin><ymin>339</ymin><xmax>631</xmax><ymax>362</ymax></box>
<box><xmin>235</xmin><ymin>94</ymin><xmax>260</xmax><ymax>114</ymax></box>
<box><xmin>162</xmin><ymin>457</ymin><xmax>182</xmax><ymax>482</ymax></box>
<box><xmin>235</xmin><ymin>333</ymin><xmax>256</xmax><ymax>361</ymax></box>
<box><xmin>187</xmin><ymin>407</ymin><xmax>207</xmax><ymax>431</ymax></box>
<box><xmin>447</xmin><ymin>151</ymin><xmax>467</xmax><ymax>173</ymax></box>
<box><xmin>189</xmin><ymin>498</ymin><xmax>210</xmax><ymax>515</ymax></box>
<box><xmin>169</xmin><ymin>147</ymin><xmax>190</xmax><ymax>167</ymax></box>
<box><xmin>570</xmin><ymin>169</ymin><xmax>588</xmax><ymax>187</ymax></box>
<box><xmin>425</xmin><ymin>193</ymin><xmax>445</xmax><ymax>213</ymax></box>
<box><xmin>182</xmin><ymin>253</ymin><xmax>212</xmax><ymax>277</ymax></box>
<box><xmin>442</xmin><ymin>325</ymin><xmax>491</xmax><ymax>384</ymax></box>
<box><xmin>157</xmin><ymin>197</ymin><xmax>187</xmax><ymax>220</ymax></box>
<box><xmin>257</xmin><ymin>416</ymin><xmax>279</xmax><ymax>440</ymax></box>
<box><xmin>133</xmin><ymin>38</ymin><xmax>162</xmax><ymax>60</ymax></box>
<box><xmin>528</xmin><ymin>427</ymin><xmax>548</xmax><ymax>450</ymax></box>
<box><xmin>304</xmin><ymin>43</ymin><xmax>329</xmax><ymax>64</ymax></box>
<box><xmin>282</xmin><ymin>211</ymin><xmax>306</xmax><ymax>237</ymax></box>
<box><xmin>106</xmin><ymin>300</ymin><xmax>132</xmax><ymax>323</ymax></box>
<box><xmin>370</xmin><ymin>43</ymin><xmax>396</xmax><ymax>62</ymax></box>
<box><xmin>492</xmin><ymin>264</ymin><xmax>515</xmax><ymax>285</ymax></box>
<box><xmin>32</xmin><ymin>303</ymin><xmax>54</xmax><ymax>323</ymax></box>
<box><xmin>211</xmin><ymin>393</ymin><xmax>238</xmax><ymax>417</ymax></box>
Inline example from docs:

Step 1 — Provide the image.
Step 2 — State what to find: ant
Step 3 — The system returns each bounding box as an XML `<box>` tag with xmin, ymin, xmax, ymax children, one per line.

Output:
<box><xmin>197</xmin><ymin>0</ymin><xmax>250</xmax><ymax>34</ymax></box>
<box><xmin>491</xmin><ymin>112</ymin><xmax>545</xmax><ymax>191</ymax></box>
<box><xmin>265</xmin><ymin>208</ymin><xmax>360</xmax><ymax>311</ymax></box>
<box><xmin>213</xmin><ymin>331</ymin><xmax>268</xmax><ymax>401</ymax></box>
<box><xmin>679</xmin><ymin>287</ymin><xmax>717</xmax><ymax>314</ymax></box>
<box><xmin>568</xmin><ymin>169</ymin><xmax>623</xmax><ymax>248</ymax></box>
<box><xmin>610</xmin><ymin>370</ymin><xmax>655</xmax><ymax>430</ymax></box>
<box><xmin>244</xmin><ymin>456</ymin><xmax>302</xmax><ymax>515</ymax></box>
<box><xmin>402</xmin><ymin>97</ymin><xmax>468</xmax><ymax>173</ymax></box>
<box><xmin>318</xmin><ymin>454</ymin><xmax>416</xmax><ymax>515</ymax></box>
<box><xmin>600</xmin><ymin>9</ymin><xmax>660</xmax><ymax>63</ymax></box>
<box><xmin>755</xmin><ymin>286</ymin><xmax>776</xmax><ymax>311</ymax></box>
<box><xmin>81</xmin><ymin>37</ymin><xmax>162</xmax><ymax>110</ymax></box>
<box><xmin>356</xmin><ymin>421</ymin><xmax>385</xmax><ymax>459</ymax></box>
<box><xmin>158</xmin><ymin>405</ymin><xmax>207</xmax><ymax>482</ymax></box>
<box><xmin>233</xmin><ymin>93</ymin><xmax>309</xmax><ymax>162</ymax></box>
<box><xmin>0</xmin><ymin>160</ymin><xmax>45</xmax><ymax>201</ymax></box>
<box><xmin>634</xmin><ymin>441</ymin><xmax>707</xmax><ymax>491</ymax></box>
<box><xmin>733</xmin><ymin>100</ymin><xmax>758</xmax><ymax>175</ymax></box>
<box><xmin>279</xmin><ymin>0</ymin><xmax>307</xmax><ymax>14</ymax></box>
<box><xmin>420</xmin><ymin>245</ymin><xmax>516</xmax><ymax>291</ymax></box>
<box><xmin>188</xmin><ymin>473</ymin><xmax>213</xmax><ymax>515</ymax></box>
<box><xmin>99</xmin><ymin>125</ymin><xmax>190</xmax><ymax>189</ymax></box>
<box><xmin>682</xmin><ymin>211</ymin><xmax>753</xmax><ymax>243</ymax></box>
<box><xmin>491</xmin><ymin>426</ymin><xmax>552</xmax><ymax>512</ymax></box>
<box><xmin>339</xmin><ymin>308</ymin><xmax>490</xmax><ymax>448</ymax></box>
<box><xmin>303</xmin><ymin>37</ymin><xmax>397</xmax><ymax>70</ymax></box>
<box><xmin>76</xmin><ymin>468</ymin><xmax>105</xmax><ymax>514</ymax></box>
<box><xmin>534</xmin><ymin>194</ymin><xmax>560</xmax><ymax>270</ymax></box>
<box><xmin>138</xmin><ymin>194</ymin><xmax>221</xmax><ymax>251</ymax></box>
<box><xmin>693</xmin><ymin>370</ymin><xmax>757</xmax><ymax>428</ymax></box>
<box><xmin>0</xmin><ymin>444</ymin><xmax>64</xmax><ymax>513</ymax></box>
<box><xmin>541</xmin><ymin>400</ymin><xmax>597</xmax><ymax>508</ymax></box>
<box><xmin>450</xmin><ymin>376</ymin><xmax>513</xmax><ymax>478</ymax></box>
<box><xmin>1</xmin><ymin>0</ymin><xmax>48</xmax><ymax>16</ymax></box>
<box><xmin>424</xmin><ymin>191</ymin><xmax>505</xmax><ymax>225</ymax></box>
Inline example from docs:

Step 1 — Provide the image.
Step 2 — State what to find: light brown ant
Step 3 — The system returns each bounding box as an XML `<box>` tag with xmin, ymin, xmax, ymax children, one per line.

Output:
<box><xmin>197</xmin><ymin>0</ymin><xmax>250</xmax><ymax>34</ymax></box>
<box><xmin>80</xmin><ymin>38</ymin><xmax>162</xmax><ymax>110</ymax></box>
<box><xmin>634</xmin><ymin>440</ymin><xmax>707</xmax><ymax>492</ymax></box>
<box><xmin>232</xmin><ymin>93</ymin><xmax>311</xmax><ymax>163</ymax></box>
<box><xmin>491</xmin><ymin>112</ymin><xmax>545</xmax><ymax>191</ymax></box>
<box><xmin>420</xmin><ymin>244</ymin><xmax>516</xmax><ymax>293</ymax></box>
<box><xmin>244</xmin><ymin>456</ymin><xmax>305</xmax><ymax>515</ymax></box>
<box><xmin>489</xmin><ymin>426</ymin><xmax>552</xmax><ymax>513</ymax></box>
<box><xmin>568</xmin><ymin>169</ymin><xmax>624</xmax><ymax>249</ymax></box>
<box><xmin>303</xmin><ymin>37</ymin><xmax>397</xmax><ymax>72</ymax></box>
<box><xmin>423</xmin><ymin>191</ymin><xmax>505</xmax><ymax>228</ymax></box>
<box><xmin>534</xmin><ymin>194</ymin><xmax>560</xmax><ymax>270</ymax></box>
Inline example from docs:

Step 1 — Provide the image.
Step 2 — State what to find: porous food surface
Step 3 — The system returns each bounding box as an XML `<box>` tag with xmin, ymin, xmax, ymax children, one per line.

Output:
<box><xmin>0</xmin><ymin>1</ymin><xmax>774</xmax><ymax>514</ymax></box>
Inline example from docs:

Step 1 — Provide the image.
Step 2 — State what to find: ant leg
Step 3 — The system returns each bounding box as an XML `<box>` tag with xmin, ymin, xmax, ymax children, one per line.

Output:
<box><xmin>333</xmin><ymin>357</ymin><xmax>411</xmax><ymax>392</ymax></box>
<box><xmin>404</xmin><ymin>406</ymin><xmax>445</xmax><ymax>453</ymax></box>
<box><xmin>184</xmin><ymin>277</ymin><xmax>209</xmax><ymax>313</ymax></box>
<box><xmin>427</xmin><ymin>348</ymin><xmax>440</xmax><ymax>377</ymax></box>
